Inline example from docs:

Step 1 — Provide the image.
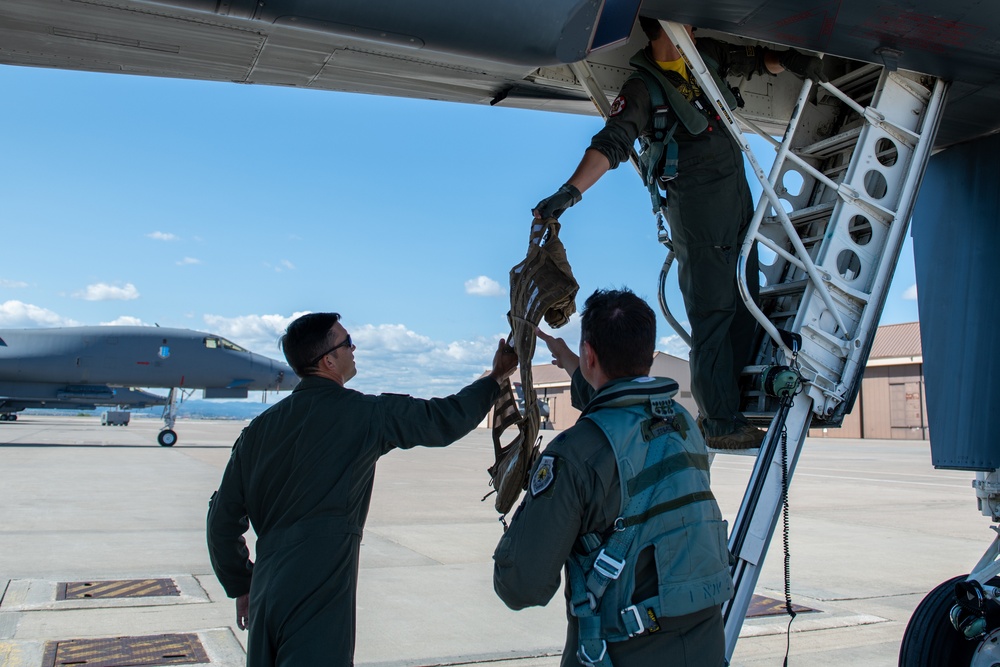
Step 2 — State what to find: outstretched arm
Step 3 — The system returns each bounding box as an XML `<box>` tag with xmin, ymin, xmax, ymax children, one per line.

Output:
<box><xmin>535</xmin><ymin>328</ymin><xmax>580</xmax><ymax>377</ymax></box>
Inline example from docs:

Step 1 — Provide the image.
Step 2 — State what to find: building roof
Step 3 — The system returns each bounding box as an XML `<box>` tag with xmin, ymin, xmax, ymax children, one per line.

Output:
<box><xmin>531</xmin><ymin>363</ymin><xmax>571</xmax><ymax>386</ymax></box>
<box><xmin>869</xmin><ymin>322</ymin><xmax>922</xmax><ymax>359</ymax></box>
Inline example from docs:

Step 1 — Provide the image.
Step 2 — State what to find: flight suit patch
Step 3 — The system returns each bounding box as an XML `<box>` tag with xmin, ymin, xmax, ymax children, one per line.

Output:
<box><xmin>609</xmin><ymin>95</ymin><xmax>626</xmax><ymax>116</ymax></box>
<box><xmin>530</xmin><ymin>455</ymin><xmax>556</xmax><ymax>497</ymax></box>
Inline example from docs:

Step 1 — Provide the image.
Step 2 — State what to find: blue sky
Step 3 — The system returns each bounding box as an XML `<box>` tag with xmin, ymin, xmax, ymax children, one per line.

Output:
<box><xmin>0</xmin><ymin>64</ymin><xmax>919</xmax><ymax>399</ymax></box>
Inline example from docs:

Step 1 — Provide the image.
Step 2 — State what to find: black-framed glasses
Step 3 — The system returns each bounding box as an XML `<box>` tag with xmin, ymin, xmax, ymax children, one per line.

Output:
<box><xmin>309</xmin><ymin>334</ymin><xmax>353</xmax><ymax>367</ymax></box>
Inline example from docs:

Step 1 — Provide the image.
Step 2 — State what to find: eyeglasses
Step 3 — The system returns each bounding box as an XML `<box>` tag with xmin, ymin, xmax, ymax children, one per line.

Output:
<box><xmin>309</xmin><ymin>334</ymin><xmax>353</xmax><ymax>367</ymax></box>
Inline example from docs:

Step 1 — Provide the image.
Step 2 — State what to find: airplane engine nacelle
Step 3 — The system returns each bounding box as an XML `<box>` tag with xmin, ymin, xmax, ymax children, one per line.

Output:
<box><xmin>132</xmin><ymin>0</ymin><xmax>639</xmax><ymax>66</ymax></box>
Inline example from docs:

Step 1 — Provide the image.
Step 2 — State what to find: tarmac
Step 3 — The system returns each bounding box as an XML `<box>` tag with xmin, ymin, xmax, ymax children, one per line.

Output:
<box><xmin>0</xmin><ymin>414</ymin><xmax>993</xmax><ymax>666</ymax></box>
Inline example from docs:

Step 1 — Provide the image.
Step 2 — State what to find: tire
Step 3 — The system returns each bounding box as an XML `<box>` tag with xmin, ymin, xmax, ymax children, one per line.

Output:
<box><xmin>157</xmin><ymin>429</ymin><xmax>178</xmax><ymax>447</ymax></box>
<box><xmin>899</xmin><ymin>574</ymin><xmax>994</xmax><ymax>666</ymax></box>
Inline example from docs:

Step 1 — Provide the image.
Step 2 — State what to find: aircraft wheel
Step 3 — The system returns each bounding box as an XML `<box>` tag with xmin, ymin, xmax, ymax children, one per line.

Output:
<box><xmin>899</xmin><ymin>574</ymin><xmax>1000</xmax><ymax>666</ymax></box>
<box><xmin>157</xmin><ymin>429</ymin><xmax>178</xmax><ymax>447</ymax></box>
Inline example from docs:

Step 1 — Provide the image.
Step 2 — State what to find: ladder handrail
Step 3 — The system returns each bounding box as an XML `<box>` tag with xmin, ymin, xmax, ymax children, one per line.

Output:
<box><xmin>660</xmin><ymin>20</ymin><xmax>851</xmax><ymax>359</ymax></box>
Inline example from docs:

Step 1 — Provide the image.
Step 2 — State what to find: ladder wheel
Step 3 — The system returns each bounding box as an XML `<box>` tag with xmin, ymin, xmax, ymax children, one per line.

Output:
<box><xmin>899</xmin><ymin>574</ymin><xmax>997</xmax><ymax>666</ymax></box>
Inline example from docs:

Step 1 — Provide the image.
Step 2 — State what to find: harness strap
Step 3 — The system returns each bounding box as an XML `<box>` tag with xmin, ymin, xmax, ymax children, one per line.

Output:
<box><xmin>621</xmin><ymin>490</ymin><xmax>717</xmax><ymax>528</ymax></box>
<box><xmin>570</xmin><ymin>397</ymin><xmax>678</xmax><ymax>667</ymax></box>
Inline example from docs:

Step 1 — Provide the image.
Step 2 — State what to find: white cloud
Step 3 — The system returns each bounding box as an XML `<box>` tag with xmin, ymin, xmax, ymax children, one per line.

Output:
<box><xmin>903</xmin><ymin>283</ymin><xmax>918</xmax><ymax>300</ymax></box>
<box><xmin>0</xmin><ymin>279</ymin><xmax>28</xmax><ymax>289</ymax></box>
<box><xmin>177</xmin><ymin>257</ymin><xmax>202</xmax><ymax>266</ymax></box>
<box><xmin>464</xmin><ymin>275</ymin><xmax>505</xmax><ymax>297</ymax></box>
<box><xmin>202</xmin><ymin>312</ymin><xmax>310</xmax><ymax>358</ymax></box>
<box><xmin>348</xmin><ymin>323</ymin><xmax>508</xmax><ymax>397</ymax></box>
<box><xmin>100</xmin><ymin>315</ymin><xmax>147</xmax><ymax>326</ymax></box>
<box><xmin>263</xmin><ymin>259</ymin><xmax>297</xmax><ymax>273</ymax></box>
<box><xmin>74</xmin><ymin>282</ymin><xmax>140</xmax><ymax>301</ymax></box>
<box><xmin>147</xmin><ymin>231</ymin><xmax>178</xmax><ymax>241</ymax></box>
<box><xmin>0</xmin><ymin>300</ymin><xmax>79</xmax><ymax>328</ymax></box>
<box><xmin>658</xmin><ymin>334</ymin><xmax>691</xmax><ymax>359</ymax></box>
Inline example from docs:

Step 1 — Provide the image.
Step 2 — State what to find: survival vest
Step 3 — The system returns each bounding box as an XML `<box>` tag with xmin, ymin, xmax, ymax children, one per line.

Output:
<box><xmin>567</xmin><ymin>377</ymin><xmax>734</xmax><ymax>667</ymax></box>
<box><xmin>627</xmin><ymin>48</ymin><xmax>739</xmax><ymax>212</ymax></box>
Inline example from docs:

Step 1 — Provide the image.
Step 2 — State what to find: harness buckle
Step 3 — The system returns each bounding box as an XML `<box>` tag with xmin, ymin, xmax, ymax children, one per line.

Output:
<box><xmin>621</xmin><ymin>605</ymin><xmax>646</xmax><ymax>637</ymax></box>
<box><xmin>593</xmin><ymin>549</ymin><xmax>626</xmax><ymax>580</ymax></box>
<box><xmin>577</xmin><ymin>640</ymin><xmax>608</xmax><ymax>667</ymax></box>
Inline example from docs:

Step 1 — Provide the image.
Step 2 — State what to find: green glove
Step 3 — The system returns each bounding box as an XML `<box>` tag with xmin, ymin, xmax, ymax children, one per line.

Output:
<box><xmin>779</xmin><ymin>49</ymin><xmax>827</xmax><ymax>83</ymax></box>
<box><xmin>532</xmin><ymin>183</ymin><xmax>582</xmax><ymax>219</ymax></box>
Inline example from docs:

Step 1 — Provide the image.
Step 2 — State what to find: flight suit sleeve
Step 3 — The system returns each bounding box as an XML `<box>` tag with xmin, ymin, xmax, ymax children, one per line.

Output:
<box><xmin>493</xmin><ymin>433</ymin><xmax>604</xmax><ymax>610</ymax></box>
<box><xmin>206</xmin><ymin>434</ymin><xmax>254</xmax><ymax>599</ymax></box>
<box><xmin>698</xmin><ymin>38</ymin><xmax>769</xmax><ymax>80</ymax></box>
<box><xmin>570</xmin><ymin>367</ymin><xmax>594</xmax><ymax>411</ymax></box>
<box><xmin>375</xmin><ymin>376</ymin><xmax>500</xmax><ymax>454</ymax></box>
<box><xmin>587</xmin><ymin>77</ymin><xmax>651</xmax><ymax>169</ymax></box>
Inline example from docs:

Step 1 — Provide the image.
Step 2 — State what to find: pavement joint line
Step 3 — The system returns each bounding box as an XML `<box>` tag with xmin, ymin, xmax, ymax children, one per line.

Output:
<box><xmin>739</xmin><ymin>613</ymin><xmax>890</xmax><ymax>638</ymax></box>
<box><xmin>360</xmin><ymin>649</ymin><xmax>564</xmax><ymax>667</ymax></box>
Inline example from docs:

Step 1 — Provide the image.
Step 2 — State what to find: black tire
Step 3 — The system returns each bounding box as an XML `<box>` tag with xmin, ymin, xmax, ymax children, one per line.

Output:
<box><xmin>157</xmin><ymin>429</ymin><xmax>178</xmax><ymax>447</ymax></box>
<box><xmin>899</xmin><ymin>574</ymin><xmax>981</xmax><ymax>666</ymax></box>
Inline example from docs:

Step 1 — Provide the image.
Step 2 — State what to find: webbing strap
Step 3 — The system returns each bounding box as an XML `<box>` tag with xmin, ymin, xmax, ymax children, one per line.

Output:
<box><xmin>627</xmin><ymin>451</ymin><xmax>710</xmax><ymax>496</ymax></box>
<box><xmin>569</xmin><ymin>422</ymin><xmax>672</xmax><ymax>667</ymax></box>
<box><xmin>621</xmin><ymin>490</ymin><xmax>717</xmax><ymax>528</ymax></box>
<box><xmin>488</xmin><ymin>218</ymin><xmax>578</xmax><ymax>515</ymax></box>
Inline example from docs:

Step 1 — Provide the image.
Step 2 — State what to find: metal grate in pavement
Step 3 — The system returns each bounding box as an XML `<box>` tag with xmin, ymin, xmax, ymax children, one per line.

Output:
<box><xmin>41</xmin><ymin>633</ymin><xmax>209</xmax><ymax>667</ymax></box>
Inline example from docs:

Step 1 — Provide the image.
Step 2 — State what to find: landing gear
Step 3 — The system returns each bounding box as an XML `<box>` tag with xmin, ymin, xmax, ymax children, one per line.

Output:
<box><xmin>157</xmin><ymin>429</ymin><xmax>178</xmax><ymax>447</ymax></box>
<box><xmin>158</xmin><ymin>387</ymin><xmax>192</xmax><ymax>447</ymax></box>
<box><xmin>0</xmin><ymin>413</ymin><xmax>16</xmax><ymax>421</ymax></box>
<box><xmin>900</xmin><ymin>574</ymin><xmax>1000</xmax><ymax>666</ymax></box>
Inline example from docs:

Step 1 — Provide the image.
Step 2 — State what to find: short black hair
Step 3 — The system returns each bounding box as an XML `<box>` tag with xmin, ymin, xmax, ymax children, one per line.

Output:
<box><xmin>580</xmin><ymin>288</ymin><xmax>656</xmax><ymax>379</ymax></box>
<box><xmin>638</xmin><ymin>16</ymin><xmax>664</xmax><ymax>42</ymax></box>
<box><xmin>280</xmin><ymin>312</ymin><xmax>340</xmax><ymax>376</ymax></box>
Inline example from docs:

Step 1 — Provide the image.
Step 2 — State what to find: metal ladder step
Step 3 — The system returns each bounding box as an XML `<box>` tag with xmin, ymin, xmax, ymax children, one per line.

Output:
<box><xmin>795</xmin><ymin>127</ymin><xmax>862</xmax><ymax>159</ymax></box>
<box><xmin>759</xmin><ymin>279</ymin><xmax>809</xmax><ymax>299</ymax></box>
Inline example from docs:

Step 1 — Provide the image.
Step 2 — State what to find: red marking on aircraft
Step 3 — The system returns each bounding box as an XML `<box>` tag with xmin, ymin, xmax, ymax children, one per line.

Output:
<box><xmin>764</xmin><ymin>1</ymin><xmax>842</xmax><ymax>48</ymax></box>
<box><xmin>849</xmin><ymin>12</ymin><xmax>985</xmax><ymax>54</ymax></box>
<box><xmin>136</xmin><ymin>361</ymin><xmax>150</xmax><ymax>365</ymax></box>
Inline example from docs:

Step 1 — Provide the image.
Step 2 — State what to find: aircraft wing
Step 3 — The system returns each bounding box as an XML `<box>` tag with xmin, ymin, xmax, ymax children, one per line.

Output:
<box><xmin>0</xmin><ymin>382</ymin><xmax>169</xmax><ymax>412</ymax></box>
<box><xmin>1</xmin><ymin>0</ymin><xmax>998</xmax><ymax>147</ymax></box>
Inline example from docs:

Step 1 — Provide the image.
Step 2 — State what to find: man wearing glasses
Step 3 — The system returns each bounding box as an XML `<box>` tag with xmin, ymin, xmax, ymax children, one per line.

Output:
<box><xmin>207</xmin><ymin>312</ymin><xmax>517</xmax><ymax>667</ymax></box>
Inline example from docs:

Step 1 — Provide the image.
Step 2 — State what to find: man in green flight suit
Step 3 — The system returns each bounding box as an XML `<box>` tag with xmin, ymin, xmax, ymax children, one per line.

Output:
<box><xmin>493</xmin><ymin>288</ymin><xmax>733</xmax><ymax>667</ymax></box>
<box><xmin>206</xmin><ymin>312</ymin><xmax>517</xmax><ymax>666</ymax></box>
<box><xmin>533</xmin><ymin>18</ymin><xmax>824</xmax><ymax>450</ymax></box>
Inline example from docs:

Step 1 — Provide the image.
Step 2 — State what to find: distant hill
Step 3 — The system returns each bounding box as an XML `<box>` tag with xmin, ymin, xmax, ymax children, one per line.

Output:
<box><xmin>24</xmin><ymin>399</ymin><xmax>279</xmax><ymax>421</ymax></box>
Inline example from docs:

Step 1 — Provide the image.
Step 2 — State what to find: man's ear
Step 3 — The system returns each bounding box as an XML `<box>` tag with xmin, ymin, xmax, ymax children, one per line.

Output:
<box><xmin>580</xmin><ymin>340</ymin><xmax>596</xmax><ymax>371</ymax></box>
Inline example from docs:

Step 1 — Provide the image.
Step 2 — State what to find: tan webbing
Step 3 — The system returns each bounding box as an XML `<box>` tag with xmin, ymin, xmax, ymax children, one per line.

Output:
<box><xmin>488</xmin><ymin>218</ymin><xmax>579</xmax><ymax>515</ymax></box>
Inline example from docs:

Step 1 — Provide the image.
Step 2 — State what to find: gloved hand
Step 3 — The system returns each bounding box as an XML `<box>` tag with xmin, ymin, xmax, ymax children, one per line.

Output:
<box><xmin>532</xmin><ymin>183</ymin><xmax>582</xmax><ymax>219</ymax></box>
<box><xmin>779</xmin><ymin>49</ymin><xmax>827</xmax><ymax>82</ymax></box>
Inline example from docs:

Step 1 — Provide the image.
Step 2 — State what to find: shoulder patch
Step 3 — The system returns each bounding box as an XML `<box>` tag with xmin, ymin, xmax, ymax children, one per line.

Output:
<box><xmin>609</xmin><ymin>95</ymin><xmax>626</xmax><ymax>117</ymax></box>
<box><xmin>530</xmin><ymin>455</ymin><xmax>557</xmax><ymax>497</ymax></box>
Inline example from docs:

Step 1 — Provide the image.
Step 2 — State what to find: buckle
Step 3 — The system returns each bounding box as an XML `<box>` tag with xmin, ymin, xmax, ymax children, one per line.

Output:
<box><xmin>593</xmin><ymin>549</ymin><xmax>625</xmax><ymax>580</ymax></box>
<box><xmin>577</xmin><ymin>640</ymin><xmax>608</xmax><ymax>667</ymax></box>
<box><xmin>621</xmin><ymin>605</ymin><xmax>645</xmax><ymax>637</ymax></box>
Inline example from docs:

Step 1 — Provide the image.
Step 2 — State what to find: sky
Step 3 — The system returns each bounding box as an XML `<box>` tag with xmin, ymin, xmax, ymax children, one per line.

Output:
<box><xmin>0</xmin><ymin>64</ymin><xmax>920</xmax><ymax>400</ymax></box>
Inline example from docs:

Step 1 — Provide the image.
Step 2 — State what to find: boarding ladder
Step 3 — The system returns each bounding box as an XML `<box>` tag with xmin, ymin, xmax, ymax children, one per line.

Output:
<box><xmin>655</xmin><ymin>20</ymin><xmax>948</xmax><ymax>658</ymax></box>
<box><xmin>567</xmin><ymin>22</ymin><xmax>947</xmax><ymax>659</ymax></box>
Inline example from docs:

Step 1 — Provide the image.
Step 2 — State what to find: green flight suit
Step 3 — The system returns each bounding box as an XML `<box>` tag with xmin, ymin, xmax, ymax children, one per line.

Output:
<box><xmin>493</xmin><ymin>371</ymin><xmax>725</xmax><ymax>667</ymax></box>
<box><xmin>207</xmin><ymin>374</ymin><xmax>500</xmax><ymax>667</ymax></box>
<box><xmin>589</xmin><ymin>39</ymin><xmax>763</xmax><ymax>438</ymax></box>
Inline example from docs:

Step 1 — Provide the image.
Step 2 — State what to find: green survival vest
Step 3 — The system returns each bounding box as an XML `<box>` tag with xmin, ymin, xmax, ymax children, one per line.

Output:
<box><xmin>627</xmin><ymin>48</ymin><xmax>738</xmax><ymax>212</ymax></box>
<box><xmin>567</xmin><ymin>377</ymin><xmax>734</xmax><ymax>667</ymax></box>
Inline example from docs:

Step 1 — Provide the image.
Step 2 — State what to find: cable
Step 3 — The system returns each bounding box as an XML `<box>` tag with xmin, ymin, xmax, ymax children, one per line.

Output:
<box><xmin>780</xmin><ymin>396</ymin><xmax>796</xmax><ymax>666</ymax></box>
